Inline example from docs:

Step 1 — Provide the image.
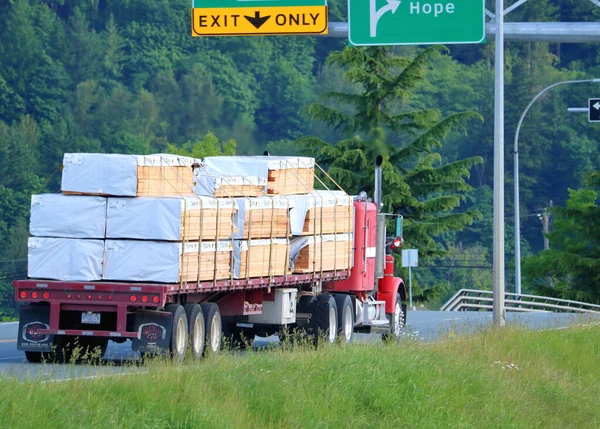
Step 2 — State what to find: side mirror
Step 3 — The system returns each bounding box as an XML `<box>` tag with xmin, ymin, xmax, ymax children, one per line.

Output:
<box><xmin>395</xmin><ymin>216</ymin><xmax>403</xmax><ymax>238</ymax></box>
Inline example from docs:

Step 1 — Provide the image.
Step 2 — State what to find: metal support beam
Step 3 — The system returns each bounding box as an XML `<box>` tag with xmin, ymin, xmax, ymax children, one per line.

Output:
<box><xmin>567</xmin><ymin>107</ymin><xmax>588</xmax><ymax>112</ymax></box>
<box><xmin>493</xmin><ymin>0</ymin><xmax>506</xmax><ymax>328</ymax></box>
<box><xmin>323</xmin><ymin>22</ymin><xmax>600</xmax><ymax>43</ymax></box>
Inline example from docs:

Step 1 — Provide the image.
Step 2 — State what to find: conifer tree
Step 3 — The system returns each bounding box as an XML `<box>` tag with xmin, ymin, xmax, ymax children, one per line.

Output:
<box><xmin>523</xmin><ymin>172</ymin><xmax>600</xmax><ymax>303</ymax></box>
<box><xmin>299</xmin><ymin>46</ymin><xmax>483</xmax><ymax>258</ymax></box>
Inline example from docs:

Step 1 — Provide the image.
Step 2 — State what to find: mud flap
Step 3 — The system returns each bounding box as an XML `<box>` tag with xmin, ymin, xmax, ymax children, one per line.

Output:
<box><xmin>17</xmin><ymin>305</ymin><xmax>53</xmax><ymax>352</ymax></box>
<box><xmin>132</xmin><ymin>310</ymin><xmax>172</xmax><ymax>354</ymax></box>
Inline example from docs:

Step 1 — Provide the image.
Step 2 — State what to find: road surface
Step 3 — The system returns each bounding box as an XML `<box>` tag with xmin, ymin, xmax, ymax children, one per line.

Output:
<box><xmin>0</xmin><ymin>311</ymin><xmax>597</xmax><ymax>380</ymax></box>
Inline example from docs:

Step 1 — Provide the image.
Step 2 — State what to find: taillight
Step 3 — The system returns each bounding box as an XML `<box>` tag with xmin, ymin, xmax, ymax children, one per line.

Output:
<box><xmin>31</xmin><ymin>291</ymin><xmax>39</xmax><ymax>299</ymax></box>
<box><xmin>152</xmin><ymin>296</ymin><xmax>160</xmax><ymax>304</ymax></box>
<box><xmin>19</xmin><ymin>291</ymin><xmax>27</xmax><ymax>299</ymax></box>
<box><xmin>42</xmin><ymin>292</ymin><xmax>50</xmax><ymax>300</ymax></box>
<box><xmin>141</xmin><ymin>296</ymin><xmax>149</xmax><ymax>303</ymax></box>
<box><xmin>97</xmin><ymin>295</ymin><xmax>103</xmax><ymax>300</ymax></box>
<box><xmin>87</xmin><ymin>294</ymin><xmax>93</xmax><ymax>300</ymax></box>
<box><xmin>130</xmin><ymin>295</ymin><xmax>137</xmax><ymax>302</ymax></box>
<box><xmin>67</xmin><ymin>294</ymin><xmax>72</xmax><ymax>299</ymax></box>
<box><xmin>108</xmin><ymin>295</ymin><xmax>113</xmax><ymax>301</ymax></box>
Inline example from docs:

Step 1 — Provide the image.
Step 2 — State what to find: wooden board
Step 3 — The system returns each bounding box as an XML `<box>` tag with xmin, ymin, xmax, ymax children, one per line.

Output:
<box><xmin>302</xmin><ymin>206</ymin><xmax>353</xmax><ymax>235</ymax></box>
<box><xmin>137</xmin><ymin>166</ymin><xmax>196</xmax><ymax>197</ymax></box>
<box><xmin>180</xmin><ymin>247</ymin><xmax>232</xmax><ymax>282</ymax></box>
<box><xmin>242</xmin><ymin>208</ymin><xmax>291</xmax><ymax>239</ymax></box>
<box><xmin>181</xmin><ymin>207</ymin><xmax>237</xmax><ymax>240</ymax></box>
<box><xmin>237</xmin><ymin>241</ymin><xmax>289</xmax><ymax>279</ymax></box>
<box><xmin>293</xmin><ymin>237</ymin><xmax>352</xmax><ymax>273</ymax></box>
<box><xmin>267</xmin><ymin>168</ymin><xmax>314</xmax><ymax>196</ymax></box>
<box><xmin>214</xmin><ymin>185</ymin><xmax>266</xmax><ymax>198</ymax></box>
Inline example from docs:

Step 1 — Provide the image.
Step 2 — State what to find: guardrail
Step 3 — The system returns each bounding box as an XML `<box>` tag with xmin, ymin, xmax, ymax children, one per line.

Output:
<box><xmin>441</xmin><ymin>289</ymin><xmax>600</xmax><ymax>313</ymax></box>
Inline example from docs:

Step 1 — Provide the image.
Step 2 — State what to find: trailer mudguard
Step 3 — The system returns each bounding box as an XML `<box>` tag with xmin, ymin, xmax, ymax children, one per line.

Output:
<box><xmin>131</xmin><ymin>309</ymin><xmax>172</xmax><ymax>354</ymax></box>
<box><xmin>17</xmin><ymin>305</ymin><xmax>53</xmax><ymax>352</ymax></box>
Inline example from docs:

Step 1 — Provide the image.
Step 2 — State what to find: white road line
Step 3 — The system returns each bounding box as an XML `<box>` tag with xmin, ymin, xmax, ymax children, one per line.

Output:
<box><xmin>0</xmin><ymin>322</ymin><xmax>19</xmax><ymax>325</ymax></box>
<box><xmin>0</xmin><ymin>356</ymin><xmax>23</xmax><ymax>361</ymax></box>
<box><xmin>443</xmin><ymin>318</ymin><xmax>462</xmax><ymax>321</ymax></box>
<box><xmin>41</xmin><ymin>370</ymin><xmax>148</xmax><ymax>384</ymax></box>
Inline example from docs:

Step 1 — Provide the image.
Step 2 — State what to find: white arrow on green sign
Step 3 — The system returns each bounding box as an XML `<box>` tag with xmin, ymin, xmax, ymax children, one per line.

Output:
<box><xmin>349</xmin><ymin>0</ymin><xmax>485</xmax><ymax>46</ymax></box>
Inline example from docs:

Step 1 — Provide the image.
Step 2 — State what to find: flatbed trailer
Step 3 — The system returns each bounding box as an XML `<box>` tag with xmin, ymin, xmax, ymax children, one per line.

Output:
<box><xmin>13</xmin><ymin>158</ymin><xmax>407</xmax><ymax>363</ymax></box>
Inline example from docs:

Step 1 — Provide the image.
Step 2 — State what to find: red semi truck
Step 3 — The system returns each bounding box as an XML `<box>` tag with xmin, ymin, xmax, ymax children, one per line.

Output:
<box><xmin>13</xmin><ymin>158</ymin><xmax>407</xmax><ymax>362</ymax></box>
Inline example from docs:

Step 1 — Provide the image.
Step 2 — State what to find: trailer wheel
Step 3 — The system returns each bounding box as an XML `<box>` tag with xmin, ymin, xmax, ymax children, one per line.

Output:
<box><xmin>184</xmin><ymin>304</ymin><xmax>205</xmax><ymax>359</ymax></box>
<box><xmin>383</xmin><ymin>293</ymin><xmax>404</xmax><ymax>342</ymax></box>
<box><xmin>334</xmin><ymin>294</ymin><xmax>354</xmax><ymax>343</ymax></box>
<box><xmin>201</xmin><ymin>303</ymin><xmax>222</xmax><ymax>355</ymax></box>
<box><xmin>24</xmin><ymin>351</ymin><xmax>48</xmax><ymax>363</ymax></box>
<box><xmin>166</xmin><ymin>304</ymin><xmax>188</xmax><ymax>363</ymax></box>
<box><xmin>310</xmin><ymin>294</ymin><xmax>338</xmax><ymax>344</ymax></box>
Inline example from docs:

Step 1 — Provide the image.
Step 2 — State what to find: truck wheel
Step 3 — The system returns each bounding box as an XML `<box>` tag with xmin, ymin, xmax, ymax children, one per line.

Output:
<box><xmin>334</xmin><ymin>294</ymin><xmax>354</xmax><ymax>343</ymax></box>
<box><xmin>310</xmin><ymin>294</ymin><xmax>338</xmax><ymax>344</ymax></box>
<box><xmin>166</xmin><ymin>304</ymin><xmax>188</xmax><ymax>363</ymax></box>
<box><xmin>201</xmin><ymin>303</ymin><xmax>222</xmax><ymax>355</ymax></box>
<box><xmin>383</xmin><ymin>293</ymin><xmax>405</xmax><ymax>342</ymax></box>
<box><xmin>184</xmin><ymin>304</ymin><xmax>205</xmax><ymax>359</ymax></box>
<box><xmin>24</xmin><ymin>351</ymin><xmax>48</xmax><ymax>363</ymax></box>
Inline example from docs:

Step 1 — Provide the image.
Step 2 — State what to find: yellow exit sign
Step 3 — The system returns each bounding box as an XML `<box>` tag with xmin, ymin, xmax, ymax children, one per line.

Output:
<box><xmin>191</xmin><ymin>6</ymin><xmax>328</xmax><ymax>36</ymax></box>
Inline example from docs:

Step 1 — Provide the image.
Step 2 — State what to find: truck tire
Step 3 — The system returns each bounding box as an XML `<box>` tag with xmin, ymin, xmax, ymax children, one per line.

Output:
<box><xmin>334</xmin><ymin>294</ymin><xmax>354</xmax><ymax>343</ymax></box>
<box><xmin>184</xmin><ymin>304</ymin><xmax>205</xmax><ymax>360</ymax></box>
<box><xmin>201</xmin><ymin>303</ymin><xmax>222</xmax><ymax>355</ymax></box>
<box><xmin>24</xmin><ymin>351</ymin><xmax>48</xmax><ymax>363</ymax></box>
<box><xmin>166</xmin><ymin>303</ymin><xmax>188</xmax><ymax>363</ymax></box>
<box><xmin>309</xmin><ymin>294</ymin><xmax>338</xmax><ymax>344</ymax></box>
<box><xmin>383</xmin><ymin>293</ymin><xmax>404</xmax><ymax>343</ymax></box>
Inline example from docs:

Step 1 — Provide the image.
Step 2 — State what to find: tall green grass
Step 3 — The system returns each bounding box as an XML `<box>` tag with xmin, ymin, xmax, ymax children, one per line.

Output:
<box><xmin>1</xmin><ymin>324</ymin><xmax>599</xmax><ymax>428</ymax></box>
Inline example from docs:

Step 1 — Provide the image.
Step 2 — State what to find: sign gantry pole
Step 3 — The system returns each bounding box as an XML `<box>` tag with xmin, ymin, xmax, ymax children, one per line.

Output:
<box><xmin>492</xmin><ymin>0</ymin><xmax>506</xmax><ymax>327</ymax></box>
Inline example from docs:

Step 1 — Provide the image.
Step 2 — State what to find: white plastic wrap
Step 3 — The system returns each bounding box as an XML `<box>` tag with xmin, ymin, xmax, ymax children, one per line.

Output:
<box><xmin>27</xmin><ymin>237</ymin><xmax>104</xmax><ymax>281</ymax></box>
<box><xmin>106</xmin><ymin>196</ymin><xmax>236</xmax><ymax>241</ymax></box>
<box><xmin>103</xmin><ymin>240</ymin><xmax>232</xmax><ymax>283</ymax></box>
<box><xmin>29</xmin><ymin>194</ymin><xmax>107</xmax><ymax>239</ymax></box>
<box><xmin>61</xmin><ymin>153</ymin><xmax>202</xmax><ymax>196</ymax></box>
<box><xmin>251</xmin><ymin>156</ymin><xmax>315</xmax><ymax>170</ymax></box>
<box><xmin>193</xmin><ymin>172</ymin><xmax>267</xmax><ymax>197</ymax></box>
<box><xmin>233</xmin><ymin>196</ymin><xmax>295</xmax><ymax>239</ymax></box>
<box><xmin>288</xmin><ymin>191</ymin><xmax>354</xmax><ymax>235</ymax></box>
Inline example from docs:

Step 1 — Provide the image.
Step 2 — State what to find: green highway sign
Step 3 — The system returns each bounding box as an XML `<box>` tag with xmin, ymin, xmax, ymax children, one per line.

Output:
<box><xmin>348</xmin><ymin>0</ymin><xmax>485</xmax><ymax>46</ymax></box>
<box><xmin>191</xmin><ymin>0</ymin><xmax>328</xmax><ymax>36</ymax></box>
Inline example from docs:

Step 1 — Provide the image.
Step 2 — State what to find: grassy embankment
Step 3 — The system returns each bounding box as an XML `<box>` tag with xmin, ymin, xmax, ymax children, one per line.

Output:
<box><xmin>1</xmin><ymin>323</ymin><xmax>599</xmax><ymax>428</ymax></box>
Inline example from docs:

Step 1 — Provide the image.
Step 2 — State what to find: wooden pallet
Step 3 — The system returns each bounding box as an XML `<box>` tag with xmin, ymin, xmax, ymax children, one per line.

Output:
<box><xmin>293</xmin><ymin>236</ymin><xmax>352</xmax><ymax>273</ymax></box>
<box><xmin>236</xmin><ymin>240</ymin><xmax>289</xmax><ymax>279</ymax></box>
<box><xmin>267</xmin><ymin>168</ymin><xmax>314</xmax><ymax>195</ymax></box>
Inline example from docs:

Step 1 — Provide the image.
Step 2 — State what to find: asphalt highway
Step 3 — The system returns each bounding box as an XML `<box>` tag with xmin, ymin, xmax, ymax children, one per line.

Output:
<box><xmin>0</xmin><ymin>310</ymin><xmax>597</xmax><ymax>381</ymax></box>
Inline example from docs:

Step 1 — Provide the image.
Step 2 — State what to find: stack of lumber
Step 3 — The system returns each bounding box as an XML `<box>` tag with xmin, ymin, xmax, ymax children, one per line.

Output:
<box><xmin>233</xmin><ymin>239</ymin><xmax>289</xmax><ymax>279</ymax></box>
<box><xmin>28</xmin><ymin>152</ymin><xmax>355</xmax><ymax>283</ymax></box>
<box><xmin>291</xmin><ymin>234</ymin><xmax>352</xmax><ymax>274</ymax></box>
<box><xmin>261</xmin><ymin>156</ymin><xmax>315</xmax><ymax>195</ymax></box>
<box><xmin>61</xmin><ymin>153</ymin><xmax>200</xmax><ymax>197</ymax></box>
<box><xmin>103</xmin><ymin>241</ymin><xmax>232</xmax><ymax>283</ymax></box>
<box><xmin>234</xmin><ymin>197</ymin><xmax>292</xmax><ymax>239</ymax></box>
<box><xmin>106</xmin><ymin>196</ymin><xmax>237</xmax><ymax>241</ymax></box>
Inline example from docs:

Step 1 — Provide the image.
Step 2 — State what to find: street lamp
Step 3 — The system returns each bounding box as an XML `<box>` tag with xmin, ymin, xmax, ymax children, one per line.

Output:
<box><xmin>513</xmin><ymin>78</ymin><xmax>600</xmax><ymax>295</ymax></box>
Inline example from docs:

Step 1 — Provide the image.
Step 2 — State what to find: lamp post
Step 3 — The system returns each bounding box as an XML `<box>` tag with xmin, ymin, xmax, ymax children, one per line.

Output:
<box><xmin>513</xmin><ymin>78</ymin><xmax>600</xmax><ymax>295</ymax></box>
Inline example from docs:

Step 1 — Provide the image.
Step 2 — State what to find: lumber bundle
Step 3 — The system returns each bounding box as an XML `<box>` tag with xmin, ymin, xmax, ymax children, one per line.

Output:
<box><xmin>106</xmin><ymin>197</ymin><xmax>237</xmax><ymax>241</ymax></box>
<box><xmin>291</xmin><ymin>234</ymin><xmax>352</xmax><ymax>274</ymax></box>
<box><xmin>194</xmin><ymin>171</ymin><xmax>267</xmax><ymax>198</ymax></box>
<box><xmin>233</xmin><ymin>239</ymin><xmax>289</xmax><ymax>279</ymax></box>
<box><xmin>234</xmin><ymin>197</ymin><xmax>292</xmax><ymax>239</ymax></box>
<box><xmin>288</xmin><ymin>191</ymin><xmax>354</xmax><ymax>235</ymax></box>
<box><xmin>264</xmin><ymin>157</ymin><xmax>315</xmax><ymax>195</ymax></box>
<box><xmin>103</xmin><ymin>240</ymin><xmax>232</xmax><ymax>283</ymax></box>
<box><xmin>61</xmin><ymin>153</ymin><xmax>200</xmax><ymax>197</ymax></box>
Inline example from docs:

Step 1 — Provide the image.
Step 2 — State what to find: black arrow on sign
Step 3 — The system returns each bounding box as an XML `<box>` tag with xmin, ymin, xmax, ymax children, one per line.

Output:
<box><xmin>244</xmin><ymin>11</ymin><xmax>270</xmax><ymax>29</ymax></box>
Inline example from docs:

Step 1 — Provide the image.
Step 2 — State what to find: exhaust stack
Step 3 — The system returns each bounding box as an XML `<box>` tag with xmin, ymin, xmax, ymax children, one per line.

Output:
<box><xmin>374</xmin><ymin>156</ymin><xmax>385</xmax><ymax>280</ymax></box>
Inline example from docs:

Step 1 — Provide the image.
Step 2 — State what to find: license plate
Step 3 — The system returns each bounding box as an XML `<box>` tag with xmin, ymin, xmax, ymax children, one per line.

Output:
<box><xmin>81</xmin><ymin>312</ymin><xmax>101</xmax><ymax>325</ymax></box>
